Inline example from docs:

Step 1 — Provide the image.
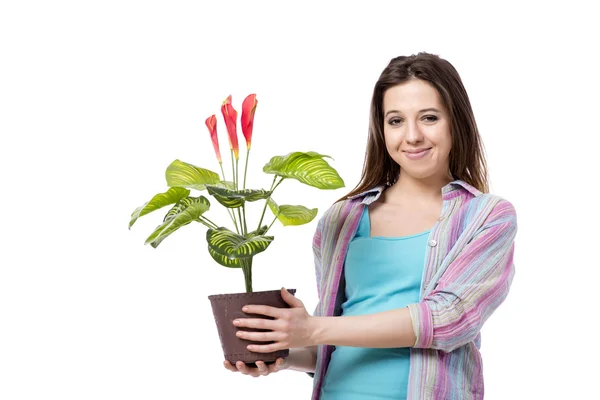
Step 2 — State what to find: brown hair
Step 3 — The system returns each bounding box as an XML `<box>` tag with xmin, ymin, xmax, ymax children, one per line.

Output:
<box><xmin>337</xmin><ymin>52</ymin><xmax>489</xmax><ymax>203</ymax></box>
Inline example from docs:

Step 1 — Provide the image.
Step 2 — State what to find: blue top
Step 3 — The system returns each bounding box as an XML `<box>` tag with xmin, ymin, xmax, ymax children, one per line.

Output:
<box><xmin>320</xmin><ymin>205</ymin><xmax>430</xmax><ymax>400</ymax></box>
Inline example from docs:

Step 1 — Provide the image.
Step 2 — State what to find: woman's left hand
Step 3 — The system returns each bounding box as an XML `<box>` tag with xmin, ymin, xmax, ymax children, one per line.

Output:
<box><xmin>232</xmin><ymin>287</ymin><xmax>317</xmax><ymax>353</ymax></box>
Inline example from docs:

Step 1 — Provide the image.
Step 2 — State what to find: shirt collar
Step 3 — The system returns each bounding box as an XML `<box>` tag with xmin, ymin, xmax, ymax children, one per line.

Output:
<box><xmin>347</xmin><ymin>179</ymin><xmax>481</xmax><ymax>204</ymax></box>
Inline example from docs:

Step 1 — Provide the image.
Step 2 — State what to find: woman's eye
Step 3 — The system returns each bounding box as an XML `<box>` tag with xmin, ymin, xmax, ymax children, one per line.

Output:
<box><xmin>388</xmin><ymin>116</ymin><xmax>438</xmax><ymax>125</ymax></box>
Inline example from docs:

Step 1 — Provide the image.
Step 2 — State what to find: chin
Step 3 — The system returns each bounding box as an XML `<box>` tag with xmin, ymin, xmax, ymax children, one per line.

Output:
<box><xmin>398</xmin><ymin>167</ymin><xmax>438</xmax><ymax>180</ymax></box>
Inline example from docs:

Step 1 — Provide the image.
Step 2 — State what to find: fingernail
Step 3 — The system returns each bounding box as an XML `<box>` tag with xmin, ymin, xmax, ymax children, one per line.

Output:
<box><xmin>242</xmin><ymin>306</ymin><xmax>249</xmax><ymax>312</ymax></box>
<box><xmin>233</xmin><ymin>319</ymin><xmax>240</xmax><ymax>324</ymax></box>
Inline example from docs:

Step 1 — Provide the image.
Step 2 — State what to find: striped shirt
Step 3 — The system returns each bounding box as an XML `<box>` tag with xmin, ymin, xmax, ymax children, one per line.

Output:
<box><xmin>307</xmin><ymin>179</ymin><xmax>517</xmax><ymax>400</ymax></box>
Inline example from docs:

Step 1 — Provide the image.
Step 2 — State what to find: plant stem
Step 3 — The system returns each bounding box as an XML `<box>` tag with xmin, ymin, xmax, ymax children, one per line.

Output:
<box><xmin>232</xmin><ymin>216</ymin><xmax>240</xmax><ymax>234</ymax></box>
<box><xmin>240</xmin><ymin>257</ymin><xmax>253</xmax><ymax>293</ymax></box>
<box><xmin>257</xmin><ymin>176</ymin><xmax>284</xmax><ymax>230</ymax></box>
<box><xmin>219</xmin><ymin>162</ymin><xmax>239</xmax><ymax>233</ymax></box>
<box><xmin>235</xmin><ymin>156</ymin><xmax>239</xmax><ymax>191</ymax></box>
<box><xmin>243</xmin><ymin>148</ymin><xmax>250</xmax><ymax>190</ymax></box>
<box><xmin>196</xmin><ymin>218</ymin><xmax>213</xmax><ymax>230</ymax></box>
<box><xmin>264</xmin><ymin>212</ymin><xmax>280</xmax><ymax>235</ymax></box>
<box><xmin>230</xmin><ymin>149</ymin><xmax>236</xmax><ymax>189</ymax></box>
<box><xmin>198</xmin><ymin>215</ymin><xmax>219</xmax><ymax>229</ymax></box>
<box><xmin>219</xmin><ymin>163</ymin><xmax>226</xmax><ymax>182</ymax></box>
<box><xmin>236</xmin><ymin>207</ymin><xmax>244</xmax><ymax>235</ymax></box>
<box><xmin>227</xmin><ymin>151</ymin><xmax>241</xmax><ymax>234</ymax></box>
<box><xmin>242</xmin><ymin>204</ymin><xmax>248</xmax><ymax>235</ymax></box>
<box><xmin>199</xmin><ymin>215</ymin><xmax>219</xmax><ymax>228</ymax></box>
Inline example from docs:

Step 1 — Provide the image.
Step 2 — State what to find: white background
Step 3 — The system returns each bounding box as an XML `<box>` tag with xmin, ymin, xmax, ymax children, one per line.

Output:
<box><xmin>1</xmin><ymin>1</ymin><xmax>598</xmax><ymax>399</ymax></box>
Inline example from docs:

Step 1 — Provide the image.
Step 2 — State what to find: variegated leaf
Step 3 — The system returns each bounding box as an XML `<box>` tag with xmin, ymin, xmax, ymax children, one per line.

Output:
<box><xmin>165</xmin><ymin>159</ymin><xmax>220</xmax><ymax>190</ymax></box>
<box><xmin>262</xmin><ymin>151</ymin><xmax>344</xmax><ymax>189</ymax></box>
<box><xmin>267</xmin><ymin>198</ymin><xmax>318</xmax><ymax>226</ymax></box>
<box><xmin>145</xmin><ymin>196</ymin><xmax>210</xmax><ymax>247</ymax></box>
<box><xmin>207</xmin><ymin>247</ymin><xmax>241</xmax><ymax>268</ymax></box>
<box><xmin>129</xmin><ymin>187</ymin><xmax>190</xmax><ymax>229</ymax></box>
<box><xmin>206</xmin><ymin>227</ymin><xmax>273</xmax><ymax>259</ymax></box>
<box><xmin>205</xmin><ymin>185</ymin><xmax>271</xmax><ymax>208</ymax></box>
<box><xmin>247</xmin><ymin>225</ymin><xmax>269</xmax><ymax>237</ymax></box>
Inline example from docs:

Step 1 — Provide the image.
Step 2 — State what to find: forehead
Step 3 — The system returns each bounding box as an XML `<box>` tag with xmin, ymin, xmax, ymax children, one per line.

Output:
<box><xmin>383</xmin><ymin>79</ymin><xmax>442</xmax><ymax>111</ymax></box>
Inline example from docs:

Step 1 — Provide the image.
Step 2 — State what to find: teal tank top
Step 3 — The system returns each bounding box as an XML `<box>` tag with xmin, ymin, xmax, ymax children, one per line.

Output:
<box><xmin>320</xmin><ymin>205</ymin><xmax>430</xmax><ymax>400</ymax></box>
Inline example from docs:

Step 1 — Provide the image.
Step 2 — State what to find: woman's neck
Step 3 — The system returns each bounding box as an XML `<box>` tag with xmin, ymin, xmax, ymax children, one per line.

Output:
<box><xmin>383</xmin><ymin>173</ymin><xmax>453</xmax><ymax>205</ymax></box>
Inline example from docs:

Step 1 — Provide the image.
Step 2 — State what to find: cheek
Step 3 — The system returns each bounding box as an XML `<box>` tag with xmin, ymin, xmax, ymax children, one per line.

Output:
<box><xmin>431</xmin><ymin>130</ymin><xmax>452</xmax><ymax>156</ymax></box>
<box><xmin>440</xmin><ymin>136</ymin><xmax>453</xmax><ymax>156</ymax></box>
<box><xmin>383</xmin><ymin>130</ymin><xmax>402</xmax><ymax>150</ymax></box>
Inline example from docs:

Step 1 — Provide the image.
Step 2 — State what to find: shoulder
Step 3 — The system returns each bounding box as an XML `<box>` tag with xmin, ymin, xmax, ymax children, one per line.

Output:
<box><xmin>315</xmin><ymin>198</ymin><xmax>360</xmax><ymax>231</ymax></box>
<box><xmin>474</xmin><ymin>193</ymin><xmax>517</xmax><ymax>219</ymax></box>
<box><xmin>462</xmin><ymin>192</ymin><xmax>517</xmax><ymax>232</ymax></box>
<box><xmin>453</xmin><ymin>179</ymin><xmax>516</xmax><ymax>219</ymax></box>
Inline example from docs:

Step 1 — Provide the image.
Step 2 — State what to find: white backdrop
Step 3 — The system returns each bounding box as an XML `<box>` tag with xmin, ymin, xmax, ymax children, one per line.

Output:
<box><xmin>1</xmin><ymin>1</ymin><xmax>598</xmax><ymax>399</ymax></box>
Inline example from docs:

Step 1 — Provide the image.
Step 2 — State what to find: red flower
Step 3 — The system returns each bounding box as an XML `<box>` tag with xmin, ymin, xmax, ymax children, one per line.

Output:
<box><xmin>221</xmin><ymin>95</ymin><xmax>239</xmax><ymax>160</ymax></box>
<box><xmin>241</xmin><ymin>94</ymin><xmax>257</xmax><ymax>150</ymax></box>
<box><xmin>205</xmin><ymin>114</ymin><xmax>221</xmax><ymax>163</ymax></box>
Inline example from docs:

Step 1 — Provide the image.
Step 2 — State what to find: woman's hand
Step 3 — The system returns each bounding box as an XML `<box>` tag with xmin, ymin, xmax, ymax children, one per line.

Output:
<box><xmin>233</xmin><ymin>287</ymin><xmax>317</xmax><ymax>353</ymax></box>
<box><xmin>223</xmin><ymin>358</ymin><xmax>288</xmax><ymax>377</ymax></box>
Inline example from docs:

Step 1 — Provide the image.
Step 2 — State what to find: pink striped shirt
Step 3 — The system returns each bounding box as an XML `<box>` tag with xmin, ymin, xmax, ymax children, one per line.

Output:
<box><xmin>308</xmin><ymin>179</ymin><xmax>517</xmax><ymax>400</ymax></box>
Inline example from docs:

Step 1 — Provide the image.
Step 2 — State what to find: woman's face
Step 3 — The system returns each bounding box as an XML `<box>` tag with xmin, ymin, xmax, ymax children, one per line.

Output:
<box><xmin>382</xmin><ymin>79</ymin><xmax>452</xmax><ymax>181</ymax></box>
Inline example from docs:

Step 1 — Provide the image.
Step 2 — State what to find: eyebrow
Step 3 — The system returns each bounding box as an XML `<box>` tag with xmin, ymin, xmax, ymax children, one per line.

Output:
<box><xmin>384</xmin><ymin>107</ymin><xmax>442</xmax><ymax>117</ymax></box>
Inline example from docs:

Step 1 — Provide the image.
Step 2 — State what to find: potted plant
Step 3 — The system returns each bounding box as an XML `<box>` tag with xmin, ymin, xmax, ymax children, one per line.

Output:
<box><xmin>128</xmin><ymin>94</ymin><xmax>344</xmax><ymax>367</ymax></box>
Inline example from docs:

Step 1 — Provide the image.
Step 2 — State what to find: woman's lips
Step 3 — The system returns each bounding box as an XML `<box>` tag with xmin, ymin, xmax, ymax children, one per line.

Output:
<box><xmin>404</xmin><ymin>148</ymin><xmax>431</xmax><ymax>160</ymax></box>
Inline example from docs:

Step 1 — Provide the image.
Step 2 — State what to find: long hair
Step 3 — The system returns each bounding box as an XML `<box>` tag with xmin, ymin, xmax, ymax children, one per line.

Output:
<box><xmin>337</xmin><ymin>52</ymin><xmax>489</xmax><ymax>203</ymax></box>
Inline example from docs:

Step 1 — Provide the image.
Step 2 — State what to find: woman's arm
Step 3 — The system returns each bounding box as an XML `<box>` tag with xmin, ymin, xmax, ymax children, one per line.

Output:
<box><xmin>285</xmin><ymin>345</ymin><xmax>318</xmax><ymax>373</ymax></box>
<box><xmin>311</xmin><ymin>308</ymin><xmax>416</xmax><ymax>348</ymax></box>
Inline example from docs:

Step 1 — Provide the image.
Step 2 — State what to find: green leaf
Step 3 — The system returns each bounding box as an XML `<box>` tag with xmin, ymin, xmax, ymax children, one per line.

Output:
<box><xmin>206</xmin><ymin>227</ymin><xmax>273</xmax><ymax>259</ymax></box>
<box><xmin>216</xmin><ymin>180</ymin><xmax>236</xmax><ymax>189</ymax></box>
<box><xmin>165</xmin><ymin>159</ymin><xmax>221</xmax><ymax>191</ymax></box>
<box><xmin>247</xmin><ymin>225</ymin><xmax>268</xmax><ymax>237</ymax></box>
<box><xmin>262</xmin><ymin>151</ymin><xmax>345</xmax><ymax>189</ymax></box>
<box><xmin>267</xmin><ymin>198</ymin><xmax>318</xmax><ymax>226</ymax></box>
<box><xmin>208</xmin><ymin>247</ymin><xmax>242</xmax><ymax>268</ymax></box>
<box><xmin>145</xmin><ymin>196</ymin><xmax>210</xmax><ymax>247</ymax></box>
<box><xmin>205</xmin><ymin>185</ymin><xmax>271</xmax><ymax>208</ymax></box>
<box><xmin>206</xmin><ymin>227</ymin><xmax>265</xmax><ymax>268</ymax></box>
<box><xmin>129</xmin><ymin>187</ymin><xmax>190</xmax><ymax>229</ymax></box>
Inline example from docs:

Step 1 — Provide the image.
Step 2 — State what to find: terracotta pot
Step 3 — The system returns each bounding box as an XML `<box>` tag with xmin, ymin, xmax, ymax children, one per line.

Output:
<box><xmin>208</xmin><ymin>288</ymin><xmax>296</xmax><ymax>367</ymax></box>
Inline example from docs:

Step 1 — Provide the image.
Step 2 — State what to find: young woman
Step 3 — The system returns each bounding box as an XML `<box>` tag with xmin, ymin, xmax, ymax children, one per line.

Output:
<box><xmin>223</xmin><ymin>52</ymin><xmax>518</xmax><ymax>400</ymax></box>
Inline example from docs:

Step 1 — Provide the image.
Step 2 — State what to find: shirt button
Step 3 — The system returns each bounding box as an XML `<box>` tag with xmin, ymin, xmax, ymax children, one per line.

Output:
<box><xmin>429</xmin><ymin>240</ymin><xmax>437</xmax><ymax>247</ymax></box>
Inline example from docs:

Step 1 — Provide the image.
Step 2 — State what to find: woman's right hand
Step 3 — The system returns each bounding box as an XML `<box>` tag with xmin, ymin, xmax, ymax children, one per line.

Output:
<box><xmin>223</xmin><ymin>358</ymin><xmax>288</xmax><ymax>377</ymax></box>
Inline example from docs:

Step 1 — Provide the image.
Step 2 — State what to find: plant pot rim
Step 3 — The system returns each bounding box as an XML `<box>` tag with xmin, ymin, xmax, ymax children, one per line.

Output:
<box><xmin>208</xmin><ymin>288</ymin><xmax>296</xmax><ymax>300</ymax></box>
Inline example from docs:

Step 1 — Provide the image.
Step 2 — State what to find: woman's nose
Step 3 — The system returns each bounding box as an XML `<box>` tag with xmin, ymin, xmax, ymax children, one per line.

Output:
<box><xmin>405</xmin><ymin>122</ymin><xmax>424</xmax><ymax>143</ymax></box>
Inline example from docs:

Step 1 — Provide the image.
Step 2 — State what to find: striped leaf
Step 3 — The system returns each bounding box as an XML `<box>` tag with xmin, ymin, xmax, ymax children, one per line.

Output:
<box><xmin>206</xmin><ymin>227</ymin><xmax>265</xmax><ymax>268</ymax></box>
<box><xmin>165</xmin><ymin>159</ymin><xmax>221</xmax><ymax>191</ymax></box>
<box><xmin>267</xmin><ymin>198</ymin><xmax>318</xmax><ymax>226</ymax></box>
<box><xmin>262</xmin><ymin>151</ymin><xmax>345</xmax><ymax>189</ymax></box>
<box><xmin>205</xmin><ymin>185</ymin><xmax>271</xmax><ymax>208</ymax></box>
<box><xmin>129</xmin><ymin>187</ymin><xmax>190</xmax><ymax>229</ymax></box>
<box><xmin>216</xmin><ymin>180</ymin><xmax>236</xmax><ymax>189</ymax></box>
<box><xmin>208</xmin><ymin>247</ymin><xmax>242</xmax><ymax>268</ymax></box>
<box><xmin>206</xmin><ymin>227</ymin><xmax>273</xmax><ymax>259</ymax></box>
<box><xmin>247</xmin><ymin>225</ymin><xmax>268</xmax><ymax>237</ymax></box>
<box><xmin>145</xmin><ymin>196</ymin><xmax>210</xmax><ymax>248</ymax></box>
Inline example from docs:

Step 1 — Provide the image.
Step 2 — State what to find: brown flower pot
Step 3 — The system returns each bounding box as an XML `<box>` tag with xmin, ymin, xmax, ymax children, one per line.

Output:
<box><xmin>208</xmin><ymin>288</ymin><xmax>296</xmax><ymax>367</ymax></box>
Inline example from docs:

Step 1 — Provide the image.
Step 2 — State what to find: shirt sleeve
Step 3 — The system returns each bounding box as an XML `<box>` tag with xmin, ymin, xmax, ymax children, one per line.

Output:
<box><xmin>306</xmin><ymin>217</ymin><xmax>324</xmax><ymax>378</ymax></box>
<box><xmin>407</xmin><ymin>198</ymin><xmax>517</xmax><ymax>353</ymax></box>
